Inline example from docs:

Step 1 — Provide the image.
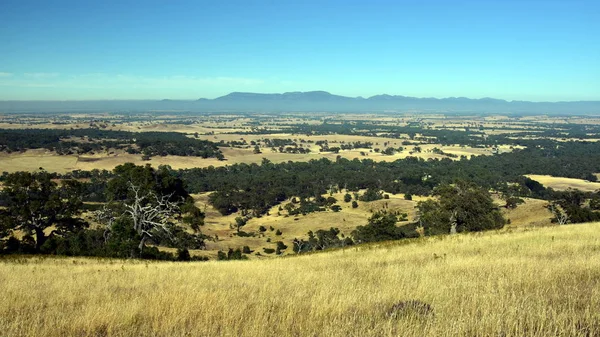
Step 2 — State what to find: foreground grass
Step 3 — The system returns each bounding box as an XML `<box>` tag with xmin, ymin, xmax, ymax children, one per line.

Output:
<box><xmin>2</xmin><ymin>224</ymin><xmax>600</xmax><ymax>336</ymax></box>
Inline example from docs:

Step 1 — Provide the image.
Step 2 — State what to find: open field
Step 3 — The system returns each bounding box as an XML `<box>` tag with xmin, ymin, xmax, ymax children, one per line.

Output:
<box><xmin>0</xmin><ymin>142</ymin><xmax>514</xmax><ymax>174</ymax></box>
<box><xmin>192</xmin><ymin>192</ymin><xmax>554</xmax><ymax>259</ymax></box>
<box><xmin>526</xmin><ymin>174</ymin><xmax>600</xmax><ymax>192</ymax></box>
<box><xmin>2</xmin><ymin>222</ymin><xmax>600</xmax><ymax>336</ymax></box>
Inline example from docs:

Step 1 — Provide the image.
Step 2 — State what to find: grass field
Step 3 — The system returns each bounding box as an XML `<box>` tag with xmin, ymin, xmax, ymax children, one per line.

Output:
<box><xmin>526</xmin><ymin>174</ymin><xmax>600</xmax><ymax>192</ymax></box>
<box><xmin>194</xmin><ymin>192</ymin><xmax>553</xmax><ymax>259</ymax></box>
<box><xmin>1</xmin><ymin>222</ymin><xmax>599</xmax><ymax>336</ymax></box>
<box><xmin>0</xmin><ymin>141</ymin><xmax>515</xmax><ymax>174</ymax></box>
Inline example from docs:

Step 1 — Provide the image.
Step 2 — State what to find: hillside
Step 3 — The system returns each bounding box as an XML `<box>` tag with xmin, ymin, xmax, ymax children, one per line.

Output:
<box><xmin>2</xmin><ymin>223</ymin><xmax>599</xmax><ymax>336</ymax></box>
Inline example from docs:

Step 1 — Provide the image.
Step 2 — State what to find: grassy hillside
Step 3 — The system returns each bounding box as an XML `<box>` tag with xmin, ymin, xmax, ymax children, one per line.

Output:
<box><xmin>2</xmin><ymin>223</ymin><xmax>600</xmax><ymax>336</ymax></box>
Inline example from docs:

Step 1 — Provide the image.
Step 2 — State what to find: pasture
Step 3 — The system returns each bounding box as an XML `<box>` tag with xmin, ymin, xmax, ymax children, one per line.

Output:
<box><xmin>2</xmin><ymin>222</ymin><xmax>599</xmax><ymax>336</ymax></box>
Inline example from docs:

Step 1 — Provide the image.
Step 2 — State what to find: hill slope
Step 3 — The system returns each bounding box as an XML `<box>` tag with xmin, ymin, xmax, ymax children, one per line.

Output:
<box><xmin>2</xmin><ymin>223</ymin><xmax>600</xmax><ymax>336</ymax></box>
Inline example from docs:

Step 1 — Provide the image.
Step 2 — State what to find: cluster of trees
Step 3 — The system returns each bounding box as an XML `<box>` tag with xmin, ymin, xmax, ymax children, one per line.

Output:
<box><xmin>177</xmin><ymin>140</ymin><xmax>600</xmax><ymax>218</ymax></box>
<box><xmin>293</xmin><ymin>228</ymin><xmax>353</xmax><ymax>253</ymax></box>
<box><xmin>0</xmin><ymin>164</ymin><xmax>207</xmax><ymax>260</ymax></box>
<box><xmin>291</xmin><ymin>182</ymin><xmax>508</xmax><ymax>252</ymax></box>
<box><xmin>416</xmin><ymin>181</ymin><xmax>505</xmax><ymax>235</ymax></box>
<box><xmin>0</xmin><ymin>128</ymin><xmax>223</xmax><ymax>159</ymax></box>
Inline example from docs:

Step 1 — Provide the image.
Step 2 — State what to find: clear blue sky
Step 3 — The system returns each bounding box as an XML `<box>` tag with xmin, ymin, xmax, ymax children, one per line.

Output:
<box><xmin>1</xmin><ymin>0</ymin><xmax>598</xmax><ymax>101</ymax></box>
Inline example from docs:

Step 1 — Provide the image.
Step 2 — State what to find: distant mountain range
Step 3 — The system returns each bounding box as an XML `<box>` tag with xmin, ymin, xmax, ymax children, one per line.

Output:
<box><xmin>1</xmin><ymin>91</ymin><xmax>599</xmax><ymax>114</ymax></box>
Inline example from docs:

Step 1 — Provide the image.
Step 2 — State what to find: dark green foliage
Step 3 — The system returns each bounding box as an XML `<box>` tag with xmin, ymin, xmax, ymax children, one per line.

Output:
<box><xmin>177</xmin><ymin>248</ymin><xmax>191</xmax><ymax>261</ymax></box>
<box><xmin>504</xmin><ymin>196</ymin><xmax>525</xmax><ymax>209</ymax></box>
<box><xmin>242</xmin><ymin>245</ymin><xmax>252</xmax><ymax>254</ymax></box>
<box><xmin>0</xmin><ymin>128</ymin><xmax>223</xmax><ymax>159</ymax></box>
<box><xmin>293</xmin><ymin>227</ymin><xmax>353</xmax><ymax>253</ymax></box>
<box><xmin>553</xmin><ymin>190</ymin><xmax>600</xmax><ymax>223</ymax></box>
<box><xmin>258</xmin><ymin>226</ymin><xmax>267</xmax><ymax>232</ymax></box>
<box><xmin>275</xmin><ymin>229</ymin><xmax>282</xmax><ymax>236</ymax></box>
<box><xmin>263</xmin><ymin>248</ymin><xmax>275</xmax><ymax>254</ymax></box>
<box><xmin>285</xmin><ymin>199</ymin><xmax>326</xmax><ymax>216</ymax></box>
<box><xmin>0</xmin><ymin>171</ymin><xmax>86</xmax><ymax>251</ymax></box>
<box><xmin>276</xmin><ymin>241</ymin><xmax>287</xmax><ymax>251</ymax></box>
<box><xmin>404</xmin><ymin>193</ymin><xmax>413</xmax><ymax>200</ymax></box>
<box><xmin>234</xmin><ymin>216</ymin><xmax>248</xmax><ymax>232</ymax></box>
<box><xmin>217</xmin><ymin>248</ymin><xmax>247</xmax><ymax>260</ymax></box>
<box><xmin>344</xmin><ymin>193</ymin><xmax>352</xmax><ymax>202</ymax></box>
<box><xmin>417</xmin><ymin>181</ymin><xmax>505</xmax><ymax>235</ymax></box>
<box><xmin>331</xmin><ymin>205</ymin><xmax>342</xmax><ymax>212</ymax></box>
<box><xmin>359</xmin><ymin>188</ymin><xmax>384</xmax><ymax>202</ymax></box>
<box><xmin>352</xmin><ymin>212</ymin><xmax>417</xmax><ymax>243</ymax></box>
<box><xmin>107</xmin><ymin>163</ymin><xmax>189</xmax><ymax>202</ymax></box>
<box><xmin>175</xmin><ymin>140</ymin><xmax>600</xmax><ymax>219</ymax></box>
<box><xmin>352</xmin><ymin>201</ymin><xmax>359</xmax><ymax>208</ymax></box>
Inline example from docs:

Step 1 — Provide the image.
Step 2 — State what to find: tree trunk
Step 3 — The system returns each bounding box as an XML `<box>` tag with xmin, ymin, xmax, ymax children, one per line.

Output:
<box><xmin>138</xmin><ymin>235</ymin><xmax>147</xmax><ymax>256</ymax></box>
<box><xmin>34</xmin><ymin>227</ymin><xmax>47</xmax><ymax>252</ymax></box>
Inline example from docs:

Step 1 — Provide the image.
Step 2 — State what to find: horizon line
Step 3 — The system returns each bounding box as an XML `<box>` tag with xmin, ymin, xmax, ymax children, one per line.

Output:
<box><xmin>1</xmin><ymin>91</ymin><xmax>600</xmax><ymax>103</ymax></box>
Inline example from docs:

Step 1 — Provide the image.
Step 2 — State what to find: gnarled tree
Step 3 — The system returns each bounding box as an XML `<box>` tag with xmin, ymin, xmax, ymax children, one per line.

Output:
<box><xmin>0</xmin><ymin>171</ymin><xmax>86</xmax><ymax>251</ymax></box>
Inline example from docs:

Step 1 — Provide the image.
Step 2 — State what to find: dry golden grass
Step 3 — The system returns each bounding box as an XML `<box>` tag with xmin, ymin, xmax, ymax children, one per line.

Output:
<box><xmin>0</xmin><ymin>141</ymin><xmax>518</xmax><ymax>174</ymax></box>
<box><xmin>2</xmin><ymin>223</ymin><xmax>600</xmax><ymax>336</ymax></box>
<box><xmin>501</xmin><ymin>197</ymin><xmax>553</xmax><ymax>228</ymax></box>
<box><xmin>195</xmin><ymin>192</ymin><xmax>424</xmax><ymax>257</ymax></box>
<box><xmin>526</xmin><ymin>174</ymin><xmax>600</xmax><ymax>192</ymax></box>
<box><xmin>194</xmin><ymin>192</ymin><xmax>552</xmax><ymax>259</ymax></box>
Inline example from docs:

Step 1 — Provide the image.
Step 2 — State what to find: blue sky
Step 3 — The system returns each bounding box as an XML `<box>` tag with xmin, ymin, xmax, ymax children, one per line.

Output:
<box><xmin>0</xmin><ymin>0</ymin><xmax>598</xmax><ymax>101</ymax></box>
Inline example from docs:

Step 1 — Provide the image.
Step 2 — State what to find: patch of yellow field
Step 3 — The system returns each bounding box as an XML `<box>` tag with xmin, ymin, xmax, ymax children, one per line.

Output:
<box><xmin>526</xmin><ymin>174</ymin><xmax>600</xmax><ymax>192</ymax></box>
<box><xmin>501</xmin><ymin>197</ymin><xmax>553</xmax><ymax>227</ymax></box>
<box><xmin>192</xmin><ymin>192</ymin><xmax>422</xmax><ymax>258</ymax></box>
<box><xmin>192</xmin><ymin>191</ymin><xmax>553</xmax><ymax>259</ymax></box>
<box><xmin>0</xmin><ymin>140</ymin><xmax>516</xmax><ymax>174</ymax></box>
<box><xmin>0</xmin><ymin>149</ymin><xmax>78</xmax><ymax>173</ymax></box>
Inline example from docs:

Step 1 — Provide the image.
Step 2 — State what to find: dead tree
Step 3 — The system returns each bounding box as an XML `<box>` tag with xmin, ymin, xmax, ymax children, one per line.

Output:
<box><xmin>94</xmin><ymin>204</ymin><xmax>117</xmax><ymax>243</ymax></box>
<box><xmin>548</xmin><ymin>203</ymin><xmax>569</xmax><ymax>225</ymax></box>
<box><xmin>449</xmin><ymin>210</ymin><xmax>458</xmax><ymax>234</ymax></box>
<box><xmin>293</xmin><ymin>239</ymin><xmax>306</xmax><ymax>254</ymax></box>
<box><xmin>123</xmin><ymin>182</ymin><xmax>180</xmax><ymax>254</ymax></box>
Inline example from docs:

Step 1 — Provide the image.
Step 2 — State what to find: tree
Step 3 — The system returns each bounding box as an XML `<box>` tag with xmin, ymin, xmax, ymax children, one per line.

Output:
<box><xmin>121</xmin><ymin>182</ymin><xmax>180</xmax><ymax>255</ymax></box>
<box><xmin>0</xmin><ymin>171</ymin><xmax>86</xmax><ymax>251</ymax></box>
<box><xmin>417</xmin><ymin>181</ymin><xmax>505</xmax><ymax>235</ymax></box>
<box><xmin>234</xmin><ymin>216</ymin><xmax>248</xmax><ymax>233</ymax></box>
<box><xmin>101</xmin><ymin>164</ymin><xmax>201</xmax><ymax>256</ymax></box>
<box><xmin>344</xmin><ymin>193</ymin><xmax>352</xmax><ymax>202</ymax></box>
<box><xmin>548</xmin><ymin>202</ymin><xmax>569</xmax><ymax>225</ymax></box>
<box><xmin>352</xmin><ymin>212</ymin><xmax>403</xmax><ymax>243</ymax></box>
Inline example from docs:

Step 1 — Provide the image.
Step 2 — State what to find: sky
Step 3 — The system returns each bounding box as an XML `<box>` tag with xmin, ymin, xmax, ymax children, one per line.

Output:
<box><xmin>0</xmin><ymin>0</ymin><xmax>599</xmax><ymax>101</ymax></box>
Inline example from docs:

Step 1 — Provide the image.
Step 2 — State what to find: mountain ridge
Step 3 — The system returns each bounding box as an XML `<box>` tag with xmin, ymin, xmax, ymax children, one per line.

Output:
<box><xmin>1</xmin><ymin>91</ymin><xmax>599</xmax><ymax>114</ymax></box>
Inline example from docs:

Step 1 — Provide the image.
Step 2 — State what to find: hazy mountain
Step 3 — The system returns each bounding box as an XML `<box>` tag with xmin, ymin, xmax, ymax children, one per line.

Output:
<box><xmin>1</xmin><ymin>91</ymin><xmax>599</xmax><ymax>114</ymax></box>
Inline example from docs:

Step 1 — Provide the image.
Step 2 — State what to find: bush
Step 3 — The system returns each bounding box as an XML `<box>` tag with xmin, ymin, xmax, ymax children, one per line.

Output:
<box><xmin>263</xmin><ymin>248</ymin><xmax>275</xmax><ymax>254</ymax></box>
<box><xmin>177</xmin><ymin>248</ymin><xmax>191</xmax><ymax>261</ymax></box>
<box><xmin>275</xmin><ymin>229</ymin><xmax>282</xmax><ymax>236</ymax></box>
<box><xmin>352</xmin><ymin>201</ymin><xmax>359</xmax><ymax>208</ymax></box>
